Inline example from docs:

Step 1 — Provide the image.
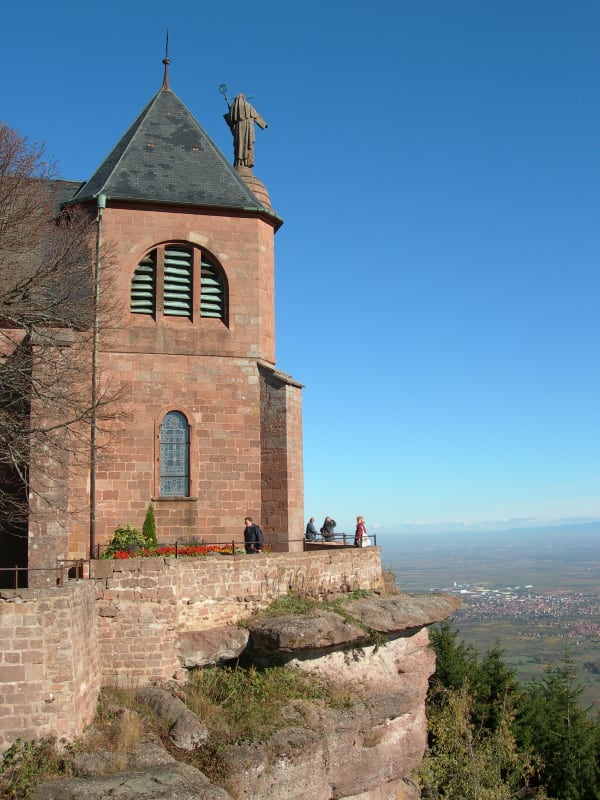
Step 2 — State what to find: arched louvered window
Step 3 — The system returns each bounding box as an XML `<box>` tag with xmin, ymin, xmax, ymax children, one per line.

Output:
<box><xmin>130</xmin><ymin>252</ymin><xmax>156</xmax><ymax>315</ymax></box>
<box><xmin>164</xmin><ymin>246</ymin><xmax>193</xmax><ymax>318</ymax></box>
<box><xmin>200</xmin><ymin>257</ymin><xmax>225</xmax><ymax>319</ymax></box>
<box><xmin>130</xmin><ymin>243</ymin><xmax>227</xmax><ymax>324</ymax></box>
<box><xmin>159</xmin><ymin>411</ymin><xmax>190</xmax><ymax>497</ymax></box>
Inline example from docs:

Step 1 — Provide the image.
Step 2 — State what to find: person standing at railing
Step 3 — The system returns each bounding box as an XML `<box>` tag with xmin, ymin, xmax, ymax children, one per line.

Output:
<box><xmin>321</xmin><ymin>517</ymin><xmax>336</xmax><ymax>541</ymax></box>
<box><xmin>354</xmin><ymin>516</ymin><xmax>371</xmax><ymax>547</ymax></box>
<box><xmin>244</xmin><ymin>517</ymin><xmax>264</xmax><ymax>554</ymax></box>
<box><xmin>305</xmin><ymin>517</ymin><xmax>319</xmax><ymax>541</ymax></box>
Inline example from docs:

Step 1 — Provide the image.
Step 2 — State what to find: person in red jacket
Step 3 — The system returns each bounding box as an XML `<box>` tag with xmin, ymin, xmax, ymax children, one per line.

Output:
<box><xmin>354</xmin><ymin>516</ymin><xmax>370</xmax><ymax>547</ymax></box>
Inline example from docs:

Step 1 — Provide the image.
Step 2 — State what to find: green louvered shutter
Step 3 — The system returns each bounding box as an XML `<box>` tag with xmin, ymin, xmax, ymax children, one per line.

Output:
<box><xmin>130</xmin><ymin>252</ymin><xmax>156</xmax><ymax>315</ymax></box>
<box><xmin>164</xmin><ymin>246</ymin><xmax>193</xmax><ymax>318</ymax></box>
<box><xmin>200</xmin><ymin>258</ymin><xmax>224</xmax><ymax>319</ymax></box>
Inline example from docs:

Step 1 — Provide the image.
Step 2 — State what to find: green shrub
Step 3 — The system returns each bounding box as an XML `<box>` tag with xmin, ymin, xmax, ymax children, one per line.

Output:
<box><xmin>188</xmin><ymin>664</ymin><xmax>329</xmax><ymax>741</ymax></box>
<box><xmin>0</xmin><ymin>738</ymin><xmax>67</xmax><ymax>799</ymax></box>
<box><xmin>142</xmin><ymin>503</ymin><xmax>157</xmax><ymax>547</ymax></box>
<box><xmin>101</xmin><ymin>524</ymin><xmax>145</xmax><ymax>558</ymax></box>
<box><xmin>259</xmin><ymin>592</ymin><xmax>317</xmax><ymax>617</ymax></box>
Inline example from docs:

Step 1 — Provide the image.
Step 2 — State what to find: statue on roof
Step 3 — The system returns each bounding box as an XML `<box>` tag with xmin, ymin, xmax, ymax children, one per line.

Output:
<box><xmin>222</xmin><ymin>90</ymin><xmax>268</xmax><ymax>169</ymax></box>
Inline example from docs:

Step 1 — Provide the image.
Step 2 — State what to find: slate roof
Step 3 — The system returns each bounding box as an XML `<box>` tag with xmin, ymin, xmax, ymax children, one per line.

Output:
<box><xmin>68</xmin><ymin>87</ymin><xmax>281</xmax><ymax>225</ymax></box>
<box><xmin>53</xmin><ymin>180</ymin><xmax>85</xmax><ymax>209</ymax></box>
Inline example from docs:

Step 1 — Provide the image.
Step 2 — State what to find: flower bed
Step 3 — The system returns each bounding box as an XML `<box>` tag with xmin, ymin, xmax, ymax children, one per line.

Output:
<box><xmin>111</xmin><ymin>544</ymin><xmax>241</xmax><ymax>559</ymax></box>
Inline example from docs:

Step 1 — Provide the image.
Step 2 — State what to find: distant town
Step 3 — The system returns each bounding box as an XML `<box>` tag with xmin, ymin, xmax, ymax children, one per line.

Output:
<box><xmin>441</xmin><ymin>583</ymin><xmax>600</xmax><ymax>642</ymax></box>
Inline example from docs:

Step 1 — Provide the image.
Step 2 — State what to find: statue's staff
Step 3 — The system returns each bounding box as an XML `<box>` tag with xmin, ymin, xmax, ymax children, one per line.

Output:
<box><xmin>219</xmin><ymin>84</ymin><xmax>231</xmax><ymax>109</ymax></box>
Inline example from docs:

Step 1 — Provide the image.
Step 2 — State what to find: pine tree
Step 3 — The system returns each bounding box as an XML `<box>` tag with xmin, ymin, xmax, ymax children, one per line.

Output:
<box><xmin>417</xmin><ymin>684</ymin><xmax>547</xmax><ymax>799</ymax></box>
<box><xmin>517</xmin><ymin>652</ymin><xmax>600</xmax><ymax>800</ymax></box>
<box><xmin>429</xmin><ymin>619</ymin><xmax>479</xmax><ymax>693</ymax></box>
<box><xmin>142</xmin><ymin>503</ymin><xmax>157</xmax><ymax>547</ymax></box>
<box><xmin>473</xmin><ymin>644</ymin><xmax>521</xmax><ymax>732</ymax></box>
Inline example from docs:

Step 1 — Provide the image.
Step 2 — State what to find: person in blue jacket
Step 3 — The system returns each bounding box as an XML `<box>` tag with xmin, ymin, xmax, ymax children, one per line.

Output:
<box><xmin>305</xmin><ymin>517</ymin><xmax>319</xmax><ymax>541</ymax></box>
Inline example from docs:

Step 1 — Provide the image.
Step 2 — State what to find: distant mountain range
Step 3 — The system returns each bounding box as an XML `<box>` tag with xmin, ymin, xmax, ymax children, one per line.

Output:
<box><xmin>374</xmin><ymin>518</ymin><xmax>600</xmax><ymax>541</ymax></box>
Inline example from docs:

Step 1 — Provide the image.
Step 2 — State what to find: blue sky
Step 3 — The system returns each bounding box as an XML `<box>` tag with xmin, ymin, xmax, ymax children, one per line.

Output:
<box><xmin>3</xmin><ymin>1</ymin><xmax>599</xmax><ymax>535</ymax></box>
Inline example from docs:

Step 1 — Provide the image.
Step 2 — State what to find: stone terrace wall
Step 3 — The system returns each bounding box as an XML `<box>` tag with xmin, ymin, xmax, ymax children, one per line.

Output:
<box><xmin>0</xmin><ymin>549</ymin><xmax>383</xmax><ymax>752</ymax></box>
<box><xmin>92</xmin><ymin>548</ymin><xmax>384</xmax><ymax>686</ymax></box>
<box><xmin>0</xmin><ymin>581</ymin><xmax>100</xmax><ymax>753</ymax></box>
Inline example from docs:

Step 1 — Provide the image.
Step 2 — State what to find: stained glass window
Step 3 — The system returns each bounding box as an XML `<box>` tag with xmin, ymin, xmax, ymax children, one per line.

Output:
<box><xmin>159</xmin><ymin>411</ymin><xmax>190</xmax><ymax>497</ymax></box>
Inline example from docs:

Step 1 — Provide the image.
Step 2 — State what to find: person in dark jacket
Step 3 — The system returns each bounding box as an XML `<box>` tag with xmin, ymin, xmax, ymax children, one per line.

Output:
<box><xmin>321</xmin><ymin>517</ymin><xmax>336</xmax><ymax>541</ymax></box>
<box><xmin>305</xmin><ymin>517</ymin><xmax>319</xmax><ymax>541</ymax></box>
<box><xmin>244</xmin><ymin>517</ymin><xmax>264</xmax><ymax>554</ymax></box>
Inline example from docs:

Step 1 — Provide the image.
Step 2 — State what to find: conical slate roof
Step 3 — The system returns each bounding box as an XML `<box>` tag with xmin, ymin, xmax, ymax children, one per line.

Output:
<box><xmin>70</xmin><ymin>86</ymin><xmax>281</xmax><ymax>224</ymax></box>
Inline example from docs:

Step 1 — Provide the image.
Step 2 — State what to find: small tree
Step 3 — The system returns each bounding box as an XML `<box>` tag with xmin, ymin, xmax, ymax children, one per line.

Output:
<box><xmin>142</xmin><ymin>502</ymin><xmax>157</xmax><ymax>547</ymax></box>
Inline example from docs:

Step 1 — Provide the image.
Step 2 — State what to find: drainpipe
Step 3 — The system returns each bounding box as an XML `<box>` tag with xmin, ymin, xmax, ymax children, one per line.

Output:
<box><xmin>90</xmin><ymin>193</ymin><xmax>107</xmax><ymax>558</ymax></box>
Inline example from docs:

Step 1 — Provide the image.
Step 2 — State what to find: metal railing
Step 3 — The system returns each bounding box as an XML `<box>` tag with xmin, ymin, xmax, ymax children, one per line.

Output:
<box><xmin>303</xmin><ymin>532</ymin><xmax>377</xmax><ymax>547</ymax></box>
<box><xmin>0</xmin><ymin>559</ymin><xmax>87</xmax><ymax>590</ymax></box>
<box><xmin>0</xmin><ymin>535</ymin><xmax>376</xmax><ymax>588</ymax></box>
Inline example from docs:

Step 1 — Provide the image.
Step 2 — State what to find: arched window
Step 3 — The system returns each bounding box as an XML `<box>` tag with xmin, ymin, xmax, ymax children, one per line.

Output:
<box><xmin>159</xmin><ymin>411</ymin><xmax>190</xmax><ymax>497</ymax></box>
<box><xmin>130</xmin><ymin>244</ymin><xmax>227</xmax><ymax>323</ymax></box>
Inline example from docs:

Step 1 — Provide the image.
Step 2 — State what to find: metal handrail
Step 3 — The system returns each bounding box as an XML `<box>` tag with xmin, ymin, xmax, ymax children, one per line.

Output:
<box><xmin>303</xmin><ymin>532</ymin><xmax>377</xmax><ymax>547</ymax></box>
<box><xmin>0</xmin><ymin>559</ymin><xmax>88</xmax><ymax>589</ymax></box>
<box><xmin>0</xmin><ymin>536</ymin><xmax>377</xmax><ymax>588</ymax></box>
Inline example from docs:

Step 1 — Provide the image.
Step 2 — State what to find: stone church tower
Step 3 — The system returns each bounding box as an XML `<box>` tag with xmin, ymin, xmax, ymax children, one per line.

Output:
<box><xmin>28</xmin><ymin>63</ymin><xmax>304</xmax><ymax>570</ymax></box>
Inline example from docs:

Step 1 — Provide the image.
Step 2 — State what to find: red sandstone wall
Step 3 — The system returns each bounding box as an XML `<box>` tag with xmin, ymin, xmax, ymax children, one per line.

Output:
<box><xmin>92</xmin><ymin>548</ymin><xmax>384</xmax><ymax>685</ymax></box>
<box><xmin>91</xmin><ymin>354</ymin><xmax>263</xmax><ymax>544</ymax></box>
<box><xmin>0</xmin><ymin>549</ymin><xmax>383</xmax><ymax>752</ymax></box>
<box><xmin>260</xmin><ymin>370</ymin><xmax>304</xmax><ymax>551</ymax></box>
<box><xmin>32</xmin><ymin>199</ymin><xmax>304</xmax><ymax>555</ymax></box>
<box><xmin>89</xmin><ymin>205</ymin><xmax>279</xmax><ymax>547</ymax></box>
<box><xmin>0</xmin><ymin>582</ymin><xmax>100</xmax><ymax>753</ymax></box>
<box><xmin>100</xmin><ymin>204</ymin><xmax>275</xmax><ymax>361</ymax></box>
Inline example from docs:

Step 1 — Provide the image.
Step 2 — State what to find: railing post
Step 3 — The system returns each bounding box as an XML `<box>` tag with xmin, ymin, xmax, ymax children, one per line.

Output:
<box><xmin>14</xmin><ymin>565</ymin><xmax>18</xmax><ymax>590</ymax></box>
<box><xmin>175</xmin><ymin>541</ymin><xmax>178</xmax><ymax>558</ymax></box>
<box><xmin>231</xmin><ymin>540</ymin><xmax>235</xmax><ymax>558</ymax></box>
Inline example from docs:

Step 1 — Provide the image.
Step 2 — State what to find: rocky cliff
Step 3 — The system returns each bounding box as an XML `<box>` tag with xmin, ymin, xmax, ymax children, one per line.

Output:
<box><xmin>33</xmin><ymin>592</ymin><xmax>460</xmax><ymax>800</ymax></box>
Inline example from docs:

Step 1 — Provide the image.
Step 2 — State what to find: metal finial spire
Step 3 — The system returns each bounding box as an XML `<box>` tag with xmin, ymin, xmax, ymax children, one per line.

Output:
<box><xmin>162</xmin><ymin>30</ymin><xmax>171</xmax><ymax>90</ymax></box>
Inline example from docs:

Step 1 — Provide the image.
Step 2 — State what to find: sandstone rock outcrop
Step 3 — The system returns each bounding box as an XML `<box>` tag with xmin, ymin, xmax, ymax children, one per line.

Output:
<box><xmin>33</xmin><ymin>593</ymin><xmax>459</xmax><ymax>800</ymax></box>
<box><xmin>249</xmin><ymin>609</ymin><xmax>366</xmax><ymax>655</ymax></box>
<box><xmin>217</xmin><ymin>633</ymin><xmax>433</xmax><ymax>800</ymax></box>
<box><xmin>33</xmin><ymin>760</ymin><xmax>233</xmax><ymax>799</ymax></box>
<box><xmin>137</xmin><ymin>687</ymin><xmax>209</xmax><ymax>750</ymax></box>
<box><xmin>178</xmin><ymin>626</ymin><xmax>250</xmax><ymax>668</ymax></box>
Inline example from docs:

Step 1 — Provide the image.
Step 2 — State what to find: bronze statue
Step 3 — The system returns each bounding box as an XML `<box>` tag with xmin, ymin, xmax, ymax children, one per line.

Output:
<box><xmin>223</xmin><ymin>93</ymin><xmax>268</xmax><ymax>169</ymax></box>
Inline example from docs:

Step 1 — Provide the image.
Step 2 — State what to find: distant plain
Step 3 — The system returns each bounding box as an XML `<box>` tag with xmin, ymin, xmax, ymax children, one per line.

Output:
<box><xmin>378</xmin><ymin>522</ymin><xmax>600</xmax><ymax>711</ymax></box>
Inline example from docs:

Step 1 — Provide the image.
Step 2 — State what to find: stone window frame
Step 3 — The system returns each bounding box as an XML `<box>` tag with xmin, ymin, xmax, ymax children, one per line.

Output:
<box><xmin>153</xmin><ymin>406</ymin><xmax>198</xmax><ymax>501</ymax></box>
<box><xmin>130</xmin><ymin>241</ymin><xmax>228</xmax><ymax>325</ymax></box>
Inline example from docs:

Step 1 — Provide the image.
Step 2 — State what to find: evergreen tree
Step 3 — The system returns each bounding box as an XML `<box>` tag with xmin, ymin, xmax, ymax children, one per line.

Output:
<box><xmin>517</xmin><ymin>653</ymin><xmax>600</xmax><ymax>800</ymax></box>
<box><xmin>429</xmin><ymin>619</ymin><xmax>479</xmax><ymax>692</ymax></box>
<box><xmin>473</xmin><ymin>644</ymin><xmax>521</xmax><ymax>732</ymax></box>
<box><xmin>142</xmin><ymin>502</ymin><xmax>157</xmax><ymax>547</ymax></box>
<box><xmin>417</xmin><ymin>684</ymin><xmax>547</xmax><ymax>799</ymax></box>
